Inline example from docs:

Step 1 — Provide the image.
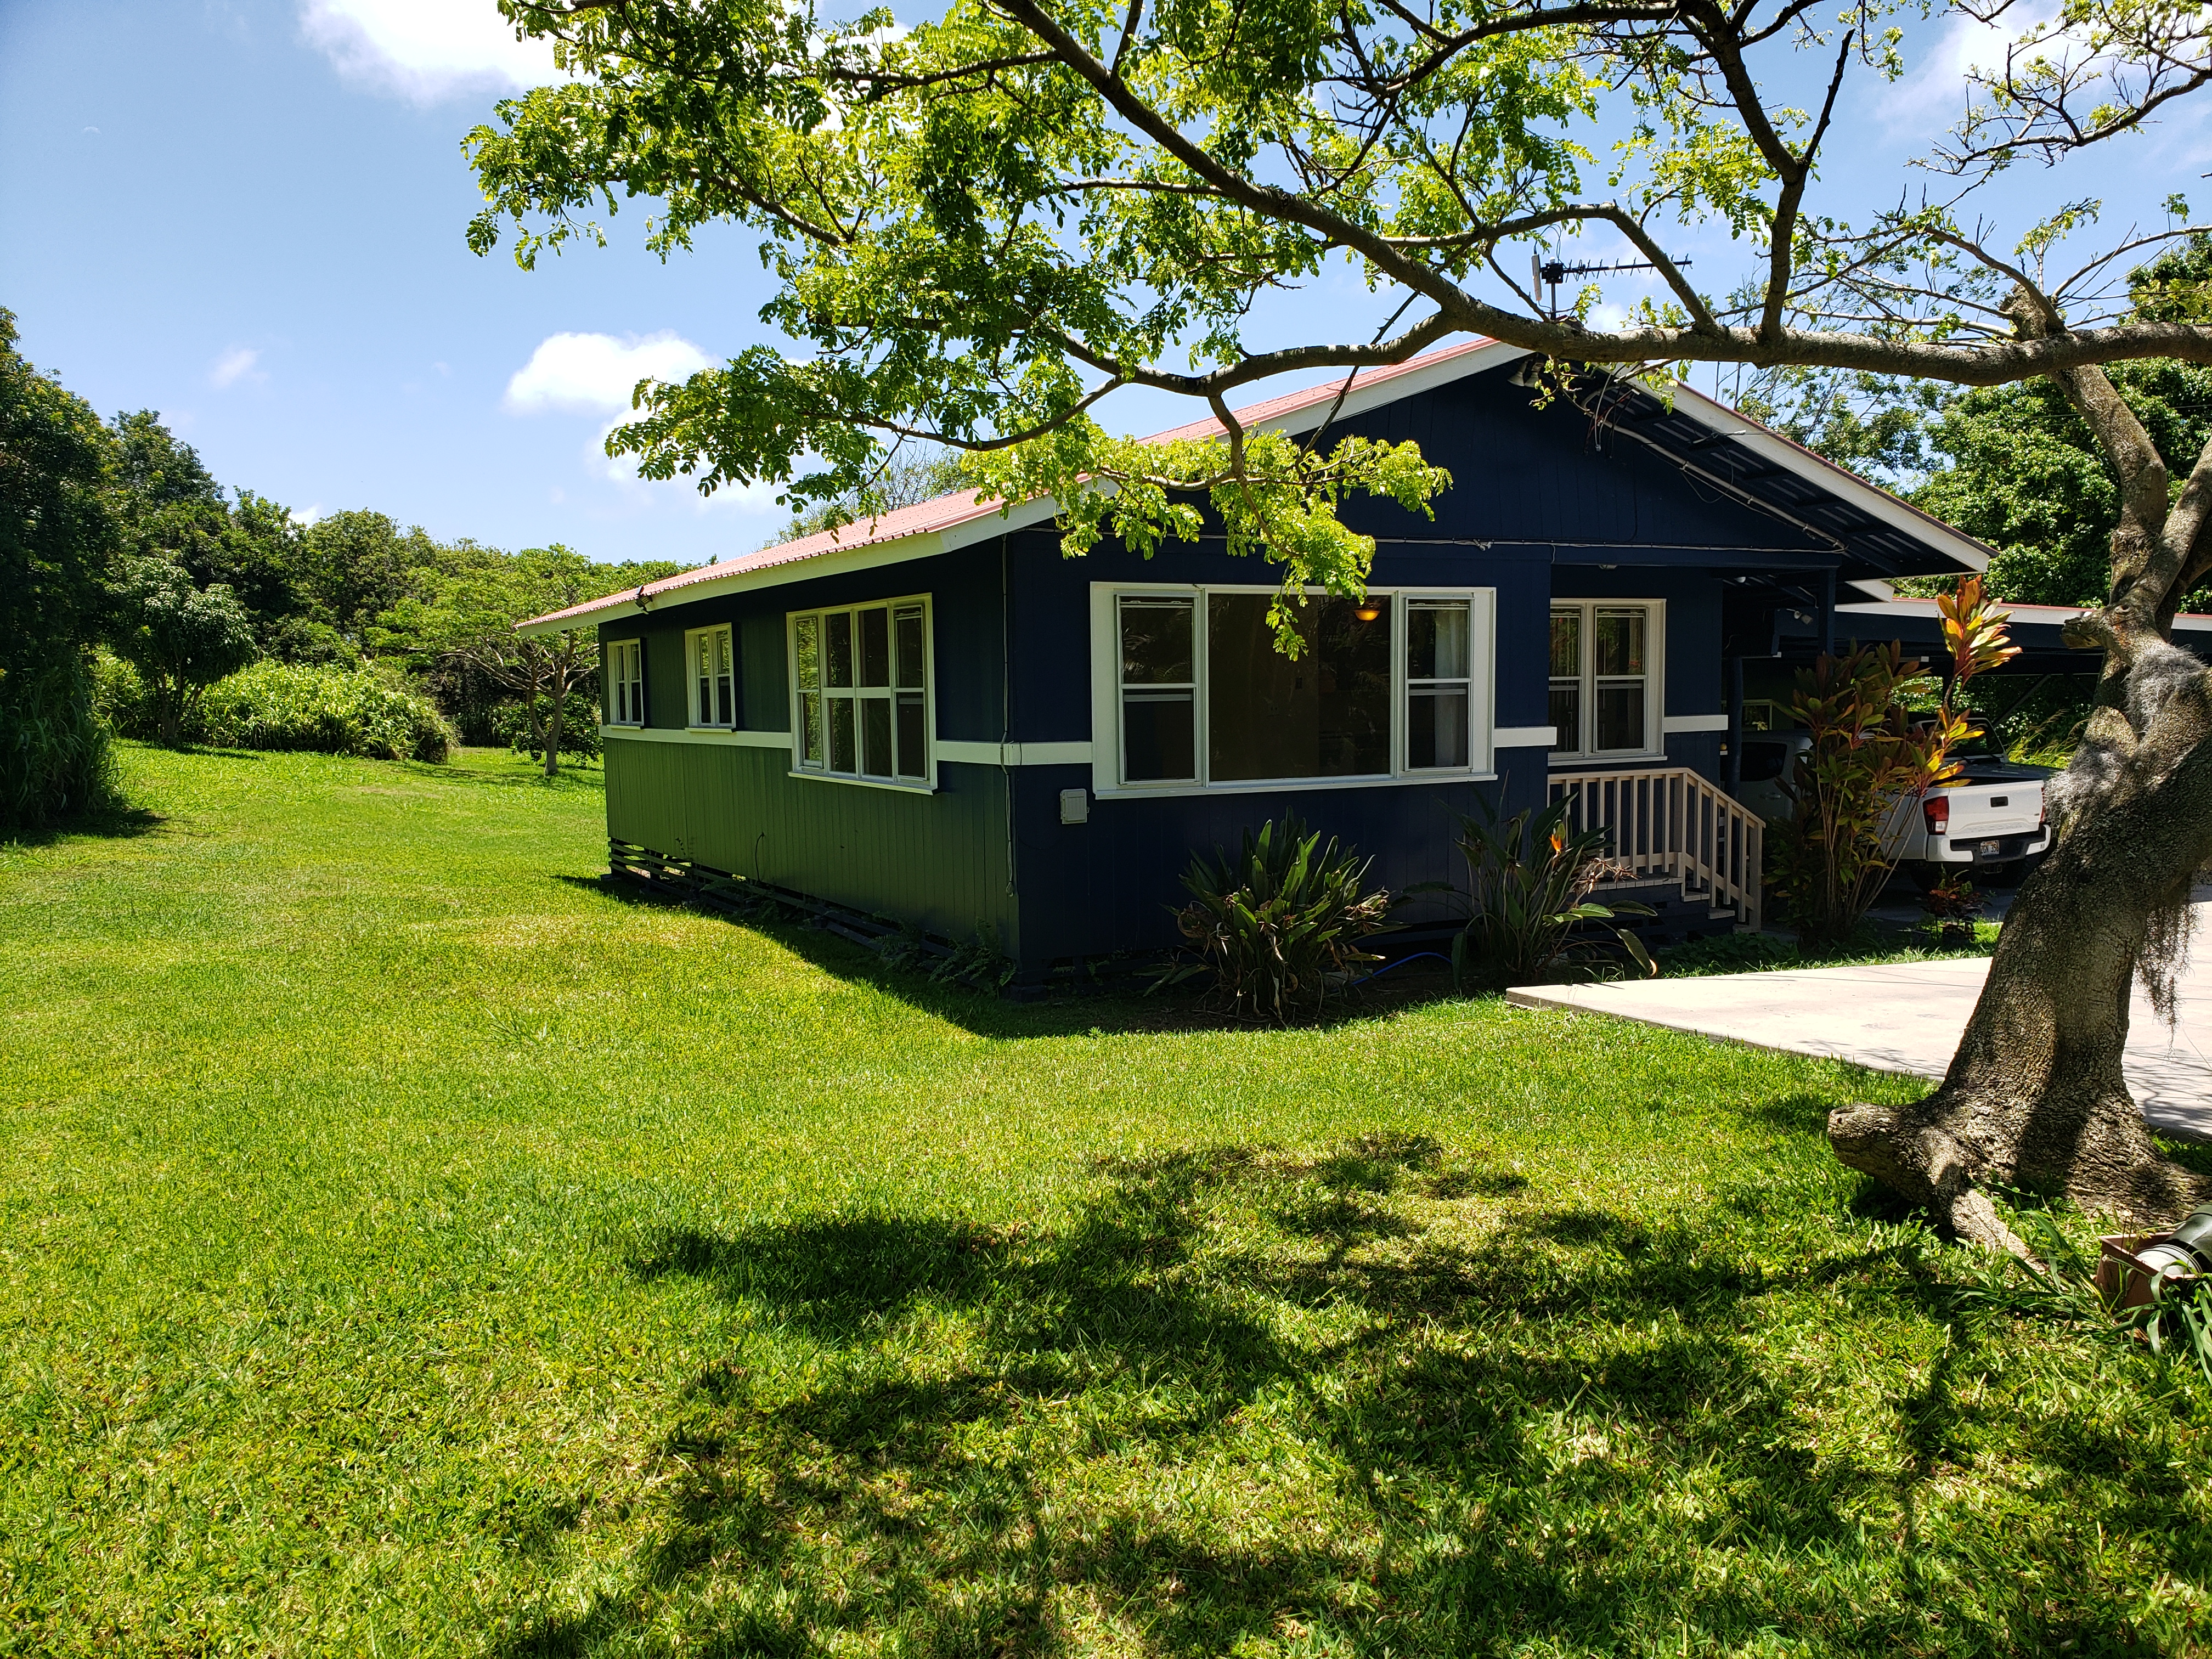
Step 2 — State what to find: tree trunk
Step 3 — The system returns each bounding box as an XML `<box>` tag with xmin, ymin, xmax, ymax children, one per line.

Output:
<box><xmin>1830</xmin><ymin>724</ymin><xmax>2212</xmax><ymax>1249</ymax></box>
<box><xmin>543</xmin><ymin>674</ymin><xmax>565</xmax><ymax>777</ymax></box>
<box><xmin>1830</xmin><ymin>344</ymin><xmax>2212</xmax><ymax>1249</ymax></box>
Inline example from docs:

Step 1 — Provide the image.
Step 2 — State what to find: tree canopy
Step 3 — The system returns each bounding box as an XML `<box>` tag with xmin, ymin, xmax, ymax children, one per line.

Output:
<box><xmin>467</xmin><ymin>0</ymin><xmax>2212</xmax><ymax>607</ymax></box>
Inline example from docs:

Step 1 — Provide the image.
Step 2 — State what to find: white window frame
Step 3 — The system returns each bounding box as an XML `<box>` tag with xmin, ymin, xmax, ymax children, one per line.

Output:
<box><xmin>685</xmin><ymin>624</ymin><xmax>737</xmax><ymax>730</ymax></box>
<box><xmin>605</xmin><ymin>637</ymin><xmax>645</xmax><ymax>727</ymax></box>
<box><xmin>1087</xmin><ymin>583</ymin><xmax>1497</xmax><ymax>800</ymax></box>
<box><xmin>1547</xmin><ymin>599</ymin><xmax>1666</xmax><ymax>763</ymax></box>
<box><xmin>786</xmin><ymin>593</ymin><xmax>936</xmax><ymax>792</ymax></box>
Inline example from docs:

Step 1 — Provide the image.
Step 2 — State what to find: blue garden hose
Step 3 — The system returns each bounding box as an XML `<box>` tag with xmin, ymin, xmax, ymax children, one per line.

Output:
<box><xmin>1348</xmin><ymin>951</ymin><xmax>1454</xmax><ymax>988</ymax></box>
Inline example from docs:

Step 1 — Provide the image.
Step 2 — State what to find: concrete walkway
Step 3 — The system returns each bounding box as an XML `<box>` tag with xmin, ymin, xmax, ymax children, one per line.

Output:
<box><xmin>1506</xmin><ymin>901</ymin><xmax>2212</xmax><ymax>1139</ymax></box>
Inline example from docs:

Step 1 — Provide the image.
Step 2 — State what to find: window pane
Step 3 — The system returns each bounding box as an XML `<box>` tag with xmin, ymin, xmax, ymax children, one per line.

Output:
<box><xmin>716</xmin><ymin>673</ymin><xmax>733</xmax><ymax>726</ymax></box>
<box><xmin>801</xmin><ymin>692</ymin><xmax>823</xmax><ymax>763</ymax></box>
<box><xmin>894</xmin><ymin>606</ymin><xmax>925</xmax><ymax>689</ymax></box>
<box><xmin>715</xmin><ymin>628</ymin><xmax>733</xmax><ymax>677</ymax></box>
<box><xmin>826</xmin><ymin>612</ymin><xmax>854</xmax><ymax>688</ymax></box>
<box><xmin>1595</xmin><ymin>682</ymin><xmax>1646</xmax><ymax>751</ymax></box>
<box><xmin>1122</xmin><ymin>691</ymin><xmax>1194</xmax><ymax>781</ymax></box>
<box><xmin>861</xmin><ymin>694</ymin><xmax>893</xmax><ymax>775</ymax></box>
<box><xmin>828</xmin><ymin>696</ymin><xmax>856</xmax><ymax>772</ymax></box>
<box><xmin>895</xmin><ymin>692</ymin><xmax>926</xmax><ymax>777</ymax></box>
<box><xmin>1120</xmin><ymin>596</ymin><xmax>1192</xmax><ymax>684</ymax></box>
<box><xmin>795</xmin><ymin>616</ymin><xmax>821</xmax><ymax>689</ymax></box>
<box><xmin>1408</xmin><ymin>601</ymin><xmax>1469</xmax><ymax>680</ymax></box>
<box><xmin>1207</xmin><ymin>594</ymin><xmax>1389</xmax><ymax>780</ymax></box>
<box><xmin>860</xmin><ymin>607</ymin><xmax>891</xmax><ymax>687</ymax></box>
<box><xmin>1408</xmin><ymin>688</ymin><xmax>1469</xmax><ymax>770</ymax></box>
<box><xmin>1550</xmin><ymin>609</ymin><xmax>1581</xmax><ymax>677</ymax></box>
<box><xmin>1595</xmin><ymin>608</ymin><xmax>1646</xmax><ymax>676</ymax></box>
<box><xmin>1549</xmin><ymin>682</ymin><xmax>1581</xmax><ymax>750</ymax></box>
<box><xmin>1317</xmin><ymin>596</ymin><xmax>1392</xmax><ymax>776</ymax></box>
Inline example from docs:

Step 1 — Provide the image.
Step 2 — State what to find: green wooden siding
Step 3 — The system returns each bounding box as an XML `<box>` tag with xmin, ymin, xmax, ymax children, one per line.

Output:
<box><xmin>605</xmin><ymin>737</ymin><xmax>1018</xmax><ymax>950</ymax></box>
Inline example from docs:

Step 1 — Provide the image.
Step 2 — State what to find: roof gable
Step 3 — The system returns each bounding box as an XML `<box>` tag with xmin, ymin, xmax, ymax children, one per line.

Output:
<box><xmin>519</xmin><ymin>341</ymin><xmax>1990</xmax><ymax>635</ymax></box>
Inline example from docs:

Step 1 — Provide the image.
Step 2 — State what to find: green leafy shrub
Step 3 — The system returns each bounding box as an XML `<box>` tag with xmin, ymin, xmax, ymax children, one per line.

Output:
<box><xmin>1444</xmin><ymin>793</ymin><xmax>1654</xmax><ymax>991</ymax></box>
<box><xmin>1155</xmin><ymin>815</ymin><xmax>1393</xmax><ymax>1021</ymax></box>
<box><xmin>100</xmin><ymin>658</ymin><xmax>455</xmax><ymax>762</ymax></box>
<box><xmin>195</xmin><ymin>661</ymin><xmax>454</xmax><ymax>762</ymax></box>
<box><xmin>491</xmin><ymin>691</ymin><xmax>601</xmax><ymax>760</ymax></box>
<box><xmin>2</xmin><ymin>656</ymin><xmax>124</xmax><ymax>836</ymax></box>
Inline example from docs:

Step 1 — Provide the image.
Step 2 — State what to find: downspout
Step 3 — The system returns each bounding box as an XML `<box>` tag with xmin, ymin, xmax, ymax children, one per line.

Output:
<box><xmin>1001</xmin><ymin>533</ymin><xmax>1015</xmax><ymax>902</ymax></box>
<box><xmin>1726</xmin><ymin>655</ymin><xmax>1745</xmax><ymax>797</ymax></box>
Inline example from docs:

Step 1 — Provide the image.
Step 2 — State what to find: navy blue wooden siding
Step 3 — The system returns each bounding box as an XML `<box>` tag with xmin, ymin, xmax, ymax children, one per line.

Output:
<box><xmin>596</xmin><ymin>359</ymin><xmax>1825</xmax><ymax>975</ymax></box>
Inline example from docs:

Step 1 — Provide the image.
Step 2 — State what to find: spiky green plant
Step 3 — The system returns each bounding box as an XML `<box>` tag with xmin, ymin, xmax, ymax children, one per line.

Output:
<box><xmin>1446</xmin><ymin>793</ymin><xmax>1655</xmax><ymax>991</ymax></box>
<box><xmin>1155</xmin><ymin>815</ymin><xmax>1393</xmax><ymax>1022</ymax></box>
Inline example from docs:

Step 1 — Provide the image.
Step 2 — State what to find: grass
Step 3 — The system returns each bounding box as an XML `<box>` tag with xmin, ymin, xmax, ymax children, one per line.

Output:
<box><xmin>4</xmin><ymin>742</ymin><xmax>2210</xmax><ymax>1657</ymax></box>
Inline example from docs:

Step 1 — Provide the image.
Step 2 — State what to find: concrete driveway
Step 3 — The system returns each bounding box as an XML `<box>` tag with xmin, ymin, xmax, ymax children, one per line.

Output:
<box><xmin>1506</xmin><ymin>900</ymin><xmax>2212</xmax><ymax>1139</ymax></box>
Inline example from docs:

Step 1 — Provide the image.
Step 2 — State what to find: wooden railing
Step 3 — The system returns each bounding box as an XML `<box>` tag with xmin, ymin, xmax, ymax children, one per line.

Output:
<box><xmin>1548</xmin><ymin>766</ymin><xmax>1764</xmax><ymax>932</ymax></box>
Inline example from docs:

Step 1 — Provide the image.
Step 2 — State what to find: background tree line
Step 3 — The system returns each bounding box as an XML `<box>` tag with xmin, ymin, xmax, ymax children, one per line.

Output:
<box><xmin>1</xmin><ymin>306</ymin><xmax>682</xmax><ymax>835</ymax></box>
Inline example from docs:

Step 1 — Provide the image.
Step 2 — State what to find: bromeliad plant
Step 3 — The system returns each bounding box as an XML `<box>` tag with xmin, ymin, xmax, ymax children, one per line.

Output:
<box><xmin>1769</xmin><ymin>577</ymin><xmax>2018</xmax><ymax>948</ymax></box>
<box><xmin>1444</xmin><ymin>794</ymin><xmax>1656</xmax><ymax>991</ymax></box>
<box><xmin>1155</xmin><ymin>816</ymin><xmax>1394</xmax><ymax>1022</ymax></box>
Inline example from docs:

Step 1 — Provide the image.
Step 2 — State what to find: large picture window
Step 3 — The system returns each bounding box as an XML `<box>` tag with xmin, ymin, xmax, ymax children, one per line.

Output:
<box><xmin>1549</xmin><ymin>601</ymin><xmax>1661</xmax><ymax>758</ymax></box>
<box><xmin>687</xmin><ymin>625</ymin><xmax>735</xmax><ymax>728</ymax></box>
<box><xmin>606</xmin><ymin>638</ymin><xmax>644</xmax><ymax>726</ymax></box>
<box><xmin>791</xmin><ymin>596</ymin><xmax>932</xmax><ymax>787</ymax></box>
<box><xmin>1103</xmin><ymin>586</ymin><xmax>1494</xmax><ymax>793</ymax></box>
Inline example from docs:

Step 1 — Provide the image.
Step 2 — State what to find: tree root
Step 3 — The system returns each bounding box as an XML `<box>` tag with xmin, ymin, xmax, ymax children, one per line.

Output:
<box><xmin>1830</xmin><ymin>1098</ymin><xmax>2210</xmax><ymax>1256</ymax></box>
<box><xmin>1829</xmin><ymin>1101</ymin><xmax>2035</xmax><ymax>1258</ymax></box>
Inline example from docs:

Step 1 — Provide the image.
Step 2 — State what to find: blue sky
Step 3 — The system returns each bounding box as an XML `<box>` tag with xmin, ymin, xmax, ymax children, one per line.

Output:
<box><xmin>3</xmin><ymin>0</ymin><xmax>2205</xmax><ymax>567</ymax></box>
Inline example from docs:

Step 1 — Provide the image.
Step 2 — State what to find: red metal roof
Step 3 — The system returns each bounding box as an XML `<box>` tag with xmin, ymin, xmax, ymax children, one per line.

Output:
<box><xmin>516</xmin><ymin>335</ymin><xmax>1979</xmax><ymax>631</ymax></box>
<box><xmin>517</xmin><ymin>341</ymin><xmax>1514</xmax><ymax>631</ymax></box>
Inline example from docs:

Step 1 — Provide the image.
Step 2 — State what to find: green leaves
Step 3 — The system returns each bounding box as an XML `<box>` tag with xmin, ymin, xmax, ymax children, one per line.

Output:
<box><xmin>1157</xmin><ymin>814</ymin><xmax>1395</xmax><ymax>1019</ymax></box>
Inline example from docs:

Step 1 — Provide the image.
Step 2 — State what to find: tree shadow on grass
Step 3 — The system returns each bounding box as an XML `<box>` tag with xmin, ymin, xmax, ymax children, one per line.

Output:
<box><xmin>3</xmin><ymin>803</ymin><xmax>166</xmax><ymax>850</ymax></box>
<box><xmin>490</xmin><ymin>1131</ymin><xmax>2210</xmax><ymax>1658</ymax></box>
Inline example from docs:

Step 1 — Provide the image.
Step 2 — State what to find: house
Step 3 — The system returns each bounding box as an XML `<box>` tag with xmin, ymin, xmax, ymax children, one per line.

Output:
<box><xmin>518</xmin><ymin>339</ymin><xmax>1994</xmax><ymax>987</ymax></box>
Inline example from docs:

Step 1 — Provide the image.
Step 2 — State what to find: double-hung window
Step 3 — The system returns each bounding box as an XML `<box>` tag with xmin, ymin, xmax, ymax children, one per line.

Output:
<box><xmin>1101</xmin><ymin>586</ymin><xmax>1494</xmax><ymax>793</ymax></box>
<box><xmin>1549</xmin><ymin>601</ymin><xmax>1661</xmax><ymax>758</ymax></box>
<box><xmin>687</xmin><ymin>625</ymin><xmax>735</xmax><ymax>728</ymax></box>
<box><xmin>606</xmin><ymin>639</ymin><xmax>645</xmax><ymax>726</ymax></box>
<box><xmin>791</xmin><ymin>596</ymin><xmax>932</xmax><ymax>787</ymax></box>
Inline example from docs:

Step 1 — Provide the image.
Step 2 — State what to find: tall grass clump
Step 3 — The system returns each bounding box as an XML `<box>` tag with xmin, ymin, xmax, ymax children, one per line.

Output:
<box><xmin>99</xmin><ymin>656</ymin><xmax>454</xmax><ymax>762</ymax></box>
<box><xmin>0</xmin><ymin>656</ymin><xmax>124</xmax><ymax>837</ymax></box>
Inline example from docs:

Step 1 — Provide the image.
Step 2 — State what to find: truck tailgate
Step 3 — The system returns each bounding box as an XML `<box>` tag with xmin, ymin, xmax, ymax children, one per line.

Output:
<box><xmin>1944</xmin><ymin>780</ymin><xmax>2043</xmax><ymax>838</ymax></box>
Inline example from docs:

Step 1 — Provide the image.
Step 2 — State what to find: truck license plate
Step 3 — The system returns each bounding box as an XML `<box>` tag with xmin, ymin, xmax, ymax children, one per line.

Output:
<box><xmin>1977</xmin><ymin>840</ymin><xmax>2002</xmax><ymax>856</ymax></box>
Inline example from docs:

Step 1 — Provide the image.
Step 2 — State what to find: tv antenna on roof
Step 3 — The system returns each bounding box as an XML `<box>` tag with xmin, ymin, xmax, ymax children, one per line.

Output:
<box><xmin>1532</xmin><ymin>250</ymin><xmax>1691</xmax><ymax>322</ymax></box>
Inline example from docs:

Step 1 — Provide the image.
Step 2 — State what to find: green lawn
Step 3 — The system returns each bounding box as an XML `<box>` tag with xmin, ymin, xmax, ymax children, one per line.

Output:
<box><xmin>4</xmin><ymin>744</ymin><xmax>2208</xmax><ymax>1657</ymax></box>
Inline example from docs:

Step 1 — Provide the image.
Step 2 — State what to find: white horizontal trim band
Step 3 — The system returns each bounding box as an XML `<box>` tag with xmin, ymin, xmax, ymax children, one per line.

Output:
<box><xmin>602</xmin><ymin>725</ymin><xmax>790</xmax><ymax>748</ymax></box>
<box><xmin>936</xmin><ymin>740</ymin><xmax>1097</xmax><ymax>766</ymax></box>
<box><xmin>1492</xmin><ymin>726</ymin><xmax>1557</xmax><ymax>748</ymax></box>
<box><xmin>1096</xmin><ymin>770</ymin><xmax>1499</xmax><ymax>803</ymax></box>
<box><xmin>1661</xmin><ymin>713</ymin><xmax>1731</xmax><ymax>733</ymax></box>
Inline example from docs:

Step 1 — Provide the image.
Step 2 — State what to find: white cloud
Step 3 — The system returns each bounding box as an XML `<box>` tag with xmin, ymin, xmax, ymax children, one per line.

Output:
<box><xmin>1880</xmin><ymin>5</ymin><xmax>2062</xmax><ymax>133</ymax></box>
<box><xmin>209</xmin><ymin>346</ymin><xmax>265</xmax><ymax>389</ymax></box>
<box><xmin>504</xmin><ymin>330</ymin><xmax>714</xmax><ymax>415</ymax></box>
<box><xmin>298</xmin><ymin>0</ymin><xmax>558</xmax><ymax>103</ymax></box>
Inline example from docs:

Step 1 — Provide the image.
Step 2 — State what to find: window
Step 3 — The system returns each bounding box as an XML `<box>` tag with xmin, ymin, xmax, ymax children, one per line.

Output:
<box><xmin>687</xmin><ymin>625</ymin><xmax>735</xmax><ymax>727</ymax></box>
<box><xmin>1549</xmin><ymin>601</ymin><xmax>1661</xmax><ymax>757</ymax></box>
<box><xmin>606</xmin><ymin>639</ymin><xmax>645</xmax><ymax>726</ymax></box>
<box><xmin>791</xmin><ymin>596</ymin><xmax>931</xmax><ymax>786</ymax></box>
<box><xmin>1102</xmin><ymin>586</ymin><xmax>1493</xmax><ymax>792</ymax></box>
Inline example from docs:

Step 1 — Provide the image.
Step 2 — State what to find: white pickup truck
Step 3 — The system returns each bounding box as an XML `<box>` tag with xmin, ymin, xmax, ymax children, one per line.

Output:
<box><xmin>1734</xmin><ymin>732</ymin><xmax>2054</xmax><ymax>884</ymax></box>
